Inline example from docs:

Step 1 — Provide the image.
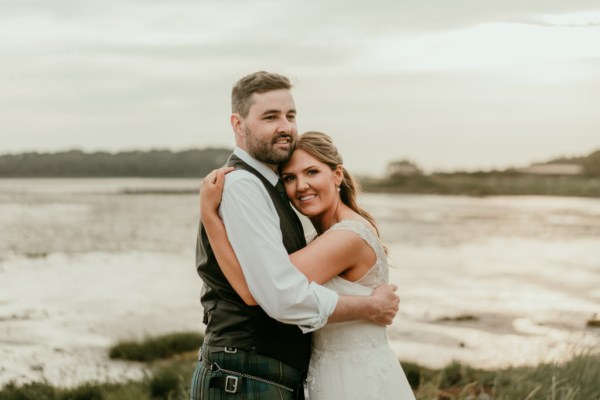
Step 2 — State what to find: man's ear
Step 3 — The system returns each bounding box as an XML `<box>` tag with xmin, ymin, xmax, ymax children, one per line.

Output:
<box><xmin>231</xmin><ymin>113</ymin><xmax>242</xmax><ymax>135</ymax></box>
<box><xmin>231</xmin><ymin>113</ymin><xmax>245</xmax><ymax>145</ymax></box>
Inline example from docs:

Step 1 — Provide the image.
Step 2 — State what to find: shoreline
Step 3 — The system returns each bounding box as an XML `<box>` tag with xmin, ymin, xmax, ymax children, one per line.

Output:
<box><xmin>2</xmin><ymin>176</ymin><xmax>600</xmax><ymax>198</ymax></box>
<box><xmin>0</xmin><ymin>251</ymin><xmax>203</xmax><ymax>387</ymax></box>
<box><xmin>1</xmin><ymin>251</ymin><xmax>599</xmax><ymax>388</ymax></box>
<box><xmin>2</xmin><ymin>344</ymin><xmax>599</xmax><ymax>399</ymax></box>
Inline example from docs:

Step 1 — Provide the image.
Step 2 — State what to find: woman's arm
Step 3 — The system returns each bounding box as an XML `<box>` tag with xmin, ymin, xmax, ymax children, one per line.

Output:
<box><xmin>201</xmin><ymin>170</ymin><xmax>373</xmax><ymax>303</ymax></box>
<box><xmin>200</xmin><ymin>168</ymin><xmax>257</xmax><ymax>306</ymax></box>
<box><xmin>290</xmin><ymin>229</ymin><xmax>372</xmax><ymax>284</ymax></box>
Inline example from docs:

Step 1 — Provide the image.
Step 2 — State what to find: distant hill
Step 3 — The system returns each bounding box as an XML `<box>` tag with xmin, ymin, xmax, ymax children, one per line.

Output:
<box><xmin>0</xmin><ymin>148</ymin><xmax>232</xmax><ymax>177</ymax></box>
<box><xmin>365</xmin><ymin>148</ymin><xmax>600</xmax><ymax>197</ymax></box>
<box><xmin>2</xmin><ymin>147</ymin><xmax>599</xmax><ymax>182</ymax></box>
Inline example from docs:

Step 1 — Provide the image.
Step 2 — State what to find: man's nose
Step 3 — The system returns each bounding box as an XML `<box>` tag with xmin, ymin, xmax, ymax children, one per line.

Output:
<box><xmin>277</xmin><ymin>118</ymin><xmax>294</xmax><ymax>134</ymax></box>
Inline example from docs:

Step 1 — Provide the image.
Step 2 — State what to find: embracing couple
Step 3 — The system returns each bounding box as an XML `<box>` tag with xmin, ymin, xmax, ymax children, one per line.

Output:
<box><xmin>192</xmin><ymin>71</ymin><xmax>415</xmax><ymax>399</ymax></box>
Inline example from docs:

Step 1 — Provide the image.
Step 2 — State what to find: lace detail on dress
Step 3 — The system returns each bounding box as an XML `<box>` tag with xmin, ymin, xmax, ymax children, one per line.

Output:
<box><xmin>307</xmin><ymin>341</ymin><xmax>400</xmax><ymax>400</ymax></box>
<box><xmin>305</xmin><ymin>230</ymin><xmax>318</xmax><ymax>244</ymax></box>
<box><xmin>306</xmin><ymin>220</ymin><xmax>415</xmax><ymax>399</ymax></box>
<box><xmin>329</xmin><ymin>219</ymin><xmax>389</xmax><ymax>287</ymax></box>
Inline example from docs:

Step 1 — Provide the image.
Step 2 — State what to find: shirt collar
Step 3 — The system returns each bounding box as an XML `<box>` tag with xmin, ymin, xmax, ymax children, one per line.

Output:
<box><xmin>233</xmin><ymin>147</ymin><xmax>280</xmax><ymax>186</ymax></box>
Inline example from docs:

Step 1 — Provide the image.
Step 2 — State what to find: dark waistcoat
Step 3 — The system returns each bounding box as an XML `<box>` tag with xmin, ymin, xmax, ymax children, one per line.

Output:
<box><xmin>196</xmin><ymin>154</ymin><xmax>311</xmax><ymax>370</ymax></box>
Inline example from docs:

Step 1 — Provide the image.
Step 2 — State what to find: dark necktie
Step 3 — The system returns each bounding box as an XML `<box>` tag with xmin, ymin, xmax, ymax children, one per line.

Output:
<box><xmin>275</xmin><ymin>179</ymin><xmax>287</xmax><ymax>201</ymax></box>
<box><xmin>275</xmin><ymin>179</ymin><xmax>305</xmax><ymax>239</ymax></box>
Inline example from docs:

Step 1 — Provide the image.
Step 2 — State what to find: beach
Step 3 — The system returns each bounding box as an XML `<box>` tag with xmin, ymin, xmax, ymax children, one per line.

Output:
<box><xmin>0</xmin><ymin>252</ymin><xmax>202</xmax><ymax>386</ymax></box>
<box><xmin>1</xmin><ymin>178</ymin><xmax>599</xmax><ymax>387</ymax></box>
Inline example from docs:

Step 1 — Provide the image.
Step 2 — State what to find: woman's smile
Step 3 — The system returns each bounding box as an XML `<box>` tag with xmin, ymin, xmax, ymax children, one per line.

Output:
<box><xmin>298</xmin><ymin>194</ymin><xmax>317</xmax><ymax>202</ymax></box>
<box><xmin>281</xmin><ymin>148</ymin><xmax>342</xmax><ymax>221</ymax></box>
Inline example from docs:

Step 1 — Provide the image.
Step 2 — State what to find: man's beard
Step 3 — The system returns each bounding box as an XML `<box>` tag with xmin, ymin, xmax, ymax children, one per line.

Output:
<box><xmin>244</xmin><ymin>129</ymin><xmax>296</xmax><ymax>165</ymax></box>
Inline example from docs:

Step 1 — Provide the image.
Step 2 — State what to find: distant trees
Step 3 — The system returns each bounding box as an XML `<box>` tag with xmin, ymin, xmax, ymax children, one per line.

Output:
<box><xmin>3</xmin><ymin>147</ymin><xmax>599</xmax><ymax>179</ymax></box>
<box><xmin>582</xmin><ymin>150</ymin><xmax>600</xmax><ymax>177</ymax></box>
<box><xmin>384</xmin><ymin>149</ymin><xmax>600</xmax><ymax>179</ymax></box>
<box><xmin>0</xmin><ymin>148</ymin><xmax>231</xmax><ymax>177</ymax></box>
<box><xmin>386</xmin><ymin>159</ymin><xmax>422</xmax><ymax>178</ymax></box>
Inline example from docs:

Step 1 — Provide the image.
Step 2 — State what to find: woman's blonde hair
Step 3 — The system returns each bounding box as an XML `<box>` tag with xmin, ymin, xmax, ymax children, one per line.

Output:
<box><xmin>289</xmin><ymin>131</ymin><xmax>382</xmax><ymax>238</ymax></box>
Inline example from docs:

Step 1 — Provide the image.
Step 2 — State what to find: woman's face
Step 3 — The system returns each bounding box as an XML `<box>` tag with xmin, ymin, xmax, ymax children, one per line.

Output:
<box><xmin>280</xmin><ymin>148</ymin><xmax>342</xmax><ymax>218</ymax></box>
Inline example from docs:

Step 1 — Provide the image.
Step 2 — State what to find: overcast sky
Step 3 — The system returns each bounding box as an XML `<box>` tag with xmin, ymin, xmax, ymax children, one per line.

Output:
<box><xmin>2</xmin><ymin>0</ymin><xmax>600</xmax><ymax>175</ymax></box>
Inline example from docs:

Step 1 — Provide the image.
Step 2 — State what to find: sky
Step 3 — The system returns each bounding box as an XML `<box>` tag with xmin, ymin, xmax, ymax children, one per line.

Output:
<box><xmin>1</xmin><ymin>0</ymin><xmax>600</xmax><ymax>176</ymax></box>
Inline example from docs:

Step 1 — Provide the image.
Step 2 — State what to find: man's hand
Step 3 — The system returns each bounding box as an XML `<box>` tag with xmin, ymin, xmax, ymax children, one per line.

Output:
<box><xmin>368</xmin><ymin>284</ymin><xmax>400</xmax><ymax>325</ymax></box>
<box><xmin>327</xmin><ymin>283</ymin><xmax>400</xmax><ymax>325</ymax></box>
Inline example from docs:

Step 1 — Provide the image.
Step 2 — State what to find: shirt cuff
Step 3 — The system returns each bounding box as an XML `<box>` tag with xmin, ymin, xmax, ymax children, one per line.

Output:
<box><xmin>297</xmin><ymin>282</ymin><xmax>339</xmax><ymax>333</ymax></box>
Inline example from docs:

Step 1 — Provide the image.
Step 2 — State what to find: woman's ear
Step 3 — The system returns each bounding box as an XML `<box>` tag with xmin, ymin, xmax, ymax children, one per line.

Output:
<box><xmin>334</xmin><ymin>165</ymin><xmax>344</xmax><ymax>187</ymax></box>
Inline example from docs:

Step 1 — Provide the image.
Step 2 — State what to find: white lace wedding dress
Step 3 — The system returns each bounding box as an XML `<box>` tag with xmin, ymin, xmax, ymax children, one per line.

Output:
<box><xmin>306</xmin><ymin>220</ymin><xmax>416</xmax><ymax>400</ymax></box>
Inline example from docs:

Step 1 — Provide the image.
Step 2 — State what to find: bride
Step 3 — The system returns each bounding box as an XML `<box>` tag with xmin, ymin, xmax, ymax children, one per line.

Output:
<box><xmin>201</xmin><ymin>131</ymin><xmax>416</xmax><ymax>400</ymax></box>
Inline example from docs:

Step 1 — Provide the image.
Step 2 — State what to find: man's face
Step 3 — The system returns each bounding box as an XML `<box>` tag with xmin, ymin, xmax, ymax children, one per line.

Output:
<box><xmin>234</xmin><ymin>89</ymin><xmax>298</xmax><ymax>167</ymax></box>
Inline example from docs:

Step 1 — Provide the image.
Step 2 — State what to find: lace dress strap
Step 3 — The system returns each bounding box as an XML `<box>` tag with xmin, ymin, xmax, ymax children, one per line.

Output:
<box><xmin>329</xmin><ymin>220</ymin><xmax>385</xmax><ymax>258</ymax></box>
<box><xmin>329</xmin><ymin>220</ymin><xmax>389</xmax><ymax>285</ymax></box>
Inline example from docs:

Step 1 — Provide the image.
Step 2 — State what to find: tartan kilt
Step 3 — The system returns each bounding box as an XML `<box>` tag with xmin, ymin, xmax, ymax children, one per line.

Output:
<box><xmin>190</xmin><ymin>344</ymin><xmax>304</xmax><ymax>400</ymax></box>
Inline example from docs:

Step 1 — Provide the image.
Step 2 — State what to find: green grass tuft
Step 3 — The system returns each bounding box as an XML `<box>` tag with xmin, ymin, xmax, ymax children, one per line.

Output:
<box><xmin>0</xmin><ymin>381</ymin><xmax>56</xmax><ymax>400</ymax></box>
<box><xmin>109</xmin><ymin>332</ymin><xmax>203</xmax><ymax>362</ymax></box>
<box><xmin>59</xmin><ymin>384</ymin><xmax>104</xmax><ymax>400</ymax></box>
<box><xmin>410</xmin><ymin>352</ymin><xmax>600</xmax><ymax>400</ymax></box>
<box><xmin>491</xmin><ymin>352</ymin><xmax>600</xmax><ymax>400</ymax></box>
<box><xmin>147</xmin><ymin>368</ymin><xmax>183</xmax><ymax>399</ymax></box>
<box><xmin>2</xmin><ymin>331</ymin><xmax>598</xmax><ymax>400</ymax></box>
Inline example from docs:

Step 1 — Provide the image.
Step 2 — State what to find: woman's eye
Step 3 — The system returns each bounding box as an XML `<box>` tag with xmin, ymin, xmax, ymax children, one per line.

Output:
<box><xmin>307</xmin><ymin>169</ymin><xmax>318</xmax><ymax>176</ymax></box>
<box><xmin>283</xmin><ymin>176</ymin><xmax>295</xmax><ymax>182</ymax></box>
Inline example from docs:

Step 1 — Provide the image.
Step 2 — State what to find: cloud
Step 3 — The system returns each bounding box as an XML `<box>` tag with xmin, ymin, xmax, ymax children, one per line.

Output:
<box><xmin>351</xmin><ymin>22</ymin><xmax>600</xmax><ymax>75</ymax></box>
<box><xmin>1</xmin><ymin>0</ymin><xmax>600</xmax><ymax>172</ymax></box>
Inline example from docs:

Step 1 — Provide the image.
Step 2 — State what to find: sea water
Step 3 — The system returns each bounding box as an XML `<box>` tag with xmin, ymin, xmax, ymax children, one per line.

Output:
<box><xmin>0</xmin><ymin>178</ymin><xmax>598</xmax><ymax>385</ymax></box>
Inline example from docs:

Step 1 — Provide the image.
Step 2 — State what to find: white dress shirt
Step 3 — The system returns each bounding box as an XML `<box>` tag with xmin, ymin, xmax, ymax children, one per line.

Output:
<box><xmin>218</xmin><ymin>147</ymin><xmax>339</xmax><ymax>333</ymax></box>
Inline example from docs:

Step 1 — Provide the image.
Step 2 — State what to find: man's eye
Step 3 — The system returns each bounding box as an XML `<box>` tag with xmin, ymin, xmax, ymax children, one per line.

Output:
<box><xmin>287</xmin><ymin>114</ymin><xmax>296</xmax><ymax>121</ymax></box>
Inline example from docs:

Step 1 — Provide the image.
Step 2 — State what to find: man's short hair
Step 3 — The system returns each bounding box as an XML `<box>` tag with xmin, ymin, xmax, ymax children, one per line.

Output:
<box><xmin>232</xmin><ymin>71</ymin><xmax>292</xmax><ymax>118</ymax></box>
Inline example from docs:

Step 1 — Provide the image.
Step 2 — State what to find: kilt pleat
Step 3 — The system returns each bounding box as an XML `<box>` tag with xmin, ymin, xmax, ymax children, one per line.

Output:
<box><xmin>190</xmin><ymin>344</ymin><xmax>303</xmax><ymax>399</ymax></box>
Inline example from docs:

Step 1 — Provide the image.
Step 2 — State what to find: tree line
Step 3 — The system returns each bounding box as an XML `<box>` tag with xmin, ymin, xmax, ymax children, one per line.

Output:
<box><xmin>0</xmin><ymin>148</ymin><xmax>232</xmax><ymax>177</ymax></box>
<box><xmin>385</xmin><ymin>149</ymin><xmax>600</xmax><ymax>178</ymax></box>
<box><xmin>2</xmin><ymin>147</ymin><xmax>599</xmax><ymax>178</ymax></box>
<box><xmin>581</xmin><ymin>150</ymin><xmax>600</xmax><ymax>177</ymax></box>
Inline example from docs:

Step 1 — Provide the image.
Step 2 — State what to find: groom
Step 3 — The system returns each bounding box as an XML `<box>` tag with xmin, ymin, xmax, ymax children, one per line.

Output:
<box><xmin>192</xmin><ymin>71</ymin><xmax>399</xmax><ymax>399</ymax></box>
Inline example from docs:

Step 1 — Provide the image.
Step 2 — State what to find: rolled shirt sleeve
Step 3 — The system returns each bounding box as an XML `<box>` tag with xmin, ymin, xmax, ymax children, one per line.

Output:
<box><xmin>219</xmin><ymin>170</ymin><xmax>338</xmax><ymax>333</ymax></box>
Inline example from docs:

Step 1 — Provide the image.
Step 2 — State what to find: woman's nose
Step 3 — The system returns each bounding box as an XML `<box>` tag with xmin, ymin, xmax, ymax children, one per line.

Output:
<box><xmin>296</xmin><ymin>177</ymin><xmax>309</xmax><ymax>191</ymax></box>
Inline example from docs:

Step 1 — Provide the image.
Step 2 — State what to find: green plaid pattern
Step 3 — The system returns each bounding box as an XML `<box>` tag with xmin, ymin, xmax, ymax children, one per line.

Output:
<box><xmin>190</xmin><ymin>345</ymin><xmax>303</xmax><ymax>400</ymax></box>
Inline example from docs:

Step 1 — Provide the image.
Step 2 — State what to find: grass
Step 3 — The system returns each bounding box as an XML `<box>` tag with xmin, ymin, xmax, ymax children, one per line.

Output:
<box><xmin>586</xmin><ymin>314</ymin><xmax>600</xmax><ymax>328</ymax></box>
<box><xmin>1</xmin><ymin>332</ymin><xmax>599</xmax><ymax>400</ymax></box>
<box><xmin>108</xmin><ymin>332</ymin><xmax>203</xmax><ymax>362</ymax></box>
<box><xmin>0</xmin><ymin>381</ymin><xmax>105</xmax><ymax>400</ymax></box>
<box><xmin>436</xmin><ymin>314</ymin><xmax>479</xmax><ymax>322</ymax></box>
<box><xmin>0</xmin><ymin>361</ymin><xmax>194</xmax><ymax>400</ymax></box>
<box><xmin>0</xmin><ymin>332</ymin><xmax>203</xmax><ymax>399</ymax></box>
<box><xmin>408</xmin><ymin>352</ymin><xmax>600</xmax><ymax>400</ymax></box>
<box><xmin>490</xmin><ymin>352</ymin><xmax>600</xmax><ymax>400</ymax></box>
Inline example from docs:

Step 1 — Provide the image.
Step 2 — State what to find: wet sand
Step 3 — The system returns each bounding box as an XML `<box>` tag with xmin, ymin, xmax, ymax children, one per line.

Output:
<box><xmin>1</xmin><ymin>250</ymin><xmax>598</xmax><ymax>387</ymax></box>
<box><xmin>0</xmin><ymin>252</ymin><xmax>202</xmax><ymax>387</ymax></box>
